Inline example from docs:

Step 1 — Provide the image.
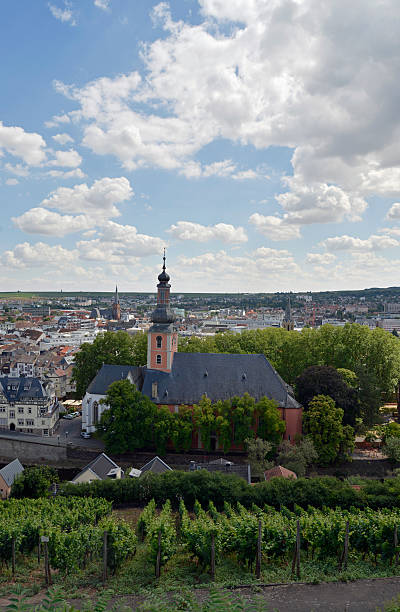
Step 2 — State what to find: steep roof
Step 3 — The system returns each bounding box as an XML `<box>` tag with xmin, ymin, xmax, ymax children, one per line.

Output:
<box><xmin>0</xmin><ymin>458</ymin><xmax>24</xmax><ymax>487</ymax></box>
<box><xmin>140</xmin><ymin>456</ymin><xmax>172</xmax><ymax>474</ymax></box>
<box><xmin>264</xmin><ymin>465</ymin><xmax>297</xmax><ymax>480</ymax></box>
<box><xmin>0</xmin><ymin>377</ymin><xmax>47</xmax><ymax>401</ymax></box>
<box><xmin>142</xmin><ymin>353</ymin><xmax>300</xmax><ymax>408</ymax></box>
<box><xmin>72</xmin><ymin>453</ymin><xmax>121</xmax><ymax>481</ymax></box>
<box><xmin>87</xmin><ymin>364</ymin><xmax>143</xmax><ymax>395</ymax></box>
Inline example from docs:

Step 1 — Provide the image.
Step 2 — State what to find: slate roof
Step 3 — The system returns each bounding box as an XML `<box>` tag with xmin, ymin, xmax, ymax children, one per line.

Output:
<box><xmin>264</xmin><ymin>465</ymin><xmax>297</xmax><ymax>480</ymax></box>
<box><xmin>140</xmin><ymin>456</ymin><xmax>172</xmax><ymax>474</ymax></box>
<box><xmin>72</xmin><ymin>453</ymin><xmax>122</xmax><ymax>481</ymax></box>
<box><xmin>0</xmin><ymin>458</ymin><xmax>24</xmax><ymax>487</ymax></box>
<box><xmin>141</xmin><ymin>353</ymin><xmax>300</xmax><ymax>408</ymax></box>
<box><xmin>0</xmin><ymin>377</ymin><xmax>47</xmax><ymax>401</ymax></box>
<box><xmin>87</xmin><ymin>364</ymin><xmax>143</xmax><ymax>395</ymax></box>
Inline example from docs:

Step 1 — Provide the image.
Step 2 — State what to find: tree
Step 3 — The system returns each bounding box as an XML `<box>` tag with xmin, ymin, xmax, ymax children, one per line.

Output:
<box><xmin>97</xmin><ymin>379</ymin><xmax>157</xmax><ymax>453</ymax></box>
<box><xmin>383</xmin><ymin>437</ymin><xmax>400</xmax><ymax>463</ymax></box>
<box><xmin>295</xmin><ymin>365</ymin><xmax>359</xmax><ymax>426</ymax></box>
<box><xmin>11</xmin><ymin>466</ymin><xmax>59</xmax><ymax>498</ymax></box>
<box><xmin>277</xmin><ymin>437</ymin><xmax>317</xmax><ymax>477</ymax></box>
<box><xmin>256</xmin><ymin>397</ymin><xmax>286</xmax><ymax>445</ymax></box>
<box><xmin>72</xmin><ymin>331</ymin><xmax>147</xmax><ymax>398</ymax></box>
<box><xmin>303</xmin><ymin>395</ymin><xmax>354</xmax><ymax>465</ymax></box>
<box><xmin>245</xmin><ymin>437</ymin><xmax>273</xmax><ymax>478</ymax></box>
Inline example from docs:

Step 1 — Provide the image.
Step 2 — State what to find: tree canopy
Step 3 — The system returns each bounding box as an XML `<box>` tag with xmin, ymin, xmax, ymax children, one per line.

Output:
<box><xmin>12</xmin><ymin>466</ymin><xmax>59</xmax><ymax>499</ymax></box>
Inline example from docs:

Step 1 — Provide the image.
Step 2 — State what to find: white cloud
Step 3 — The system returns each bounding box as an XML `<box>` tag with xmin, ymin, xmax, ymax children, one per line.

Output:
<box><xmin>320</xmin><ymin>234</ymin><xmax>399</xmax><ymax>252</ymax></box>
<box><xmin>48</xmin><ymin>2</ymin><xmax>76</xmax><ymax>26</ymax></box>
<box><xmin>45</xmin><ymin>114</ymin><xmax>71</xmax><ymax>129</ymax></box>
<box><xmin>249</xmin><ymin>213</ymin><xmax>301</xmax><ymax>241</ymax></box>
<box><xmin>13</xmin><ymin>208</ymin><xmax>94</xmax><ymax>237</ymax></box>
<box><xmin>40</xmin><ymin>176</ymin><xmax>133</xmax><ymax>219</ymax></box>
<box><xmin>46</xmin><ymin>168</ymin><xmax>86</xmax><ymax>179</ymax></box>
<box><xmin>77</xmin><ymin>221</ymin><xmax>164</xmax><ymax>260</ymax></box>
<box><xmin>167</xmin><ymin>221</ymin><xmax>247</xmax><ymax>244</ymax></box>
<box><xmin>4</xmin><ymin>163</ymin><xmax>29</xmax><ymax>177</ymax></box>
<box><xmin>2</xmin><ymin>242</ymin><xmax>77</xmax><ymax>269</ymax></box>
<box><xmin>306</xmin><ymin>253</ymin><xmax>336</xmax><ymax>265</ymax></box>
<box><xmin>0</xmin><ymin>122</ymin><xmax>46</xmax><ymax>165</ymax></box>
<box><xmin>386</xmin><ymin>203</ymin><xmax>400</xmax><ymax>220</ymax></box>
<box><xmin>94</xmin><ymin>0</ymin><xmax>110</xmax><ymax>10</ymax></box>
<box><xmin>52</xmin><ymin>133</ymin><xmax>74</xmax><ymax>145</ymax></box>
<box><xmin>48</xmin><ymin>149</ymin><xmax>82</xmax><ymax>168</ymax></box>
<box><xmin>5</xmin><ymin>178</ymin><xmax>19</xmax><ymax>186</ymax></box>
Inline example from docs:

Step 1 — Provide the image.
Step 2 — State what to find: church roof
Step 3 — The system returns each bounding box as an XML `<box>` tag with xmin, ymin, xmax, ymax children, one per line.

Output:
<box><xmin>87</xmin><ymin>364</ymin><xmax>142</xmax><ymax>395</ymax></box>
<box><xmin>142</xmin><ymin>353</ymin><xmax>300</xmax><ymax>408</ymax></box>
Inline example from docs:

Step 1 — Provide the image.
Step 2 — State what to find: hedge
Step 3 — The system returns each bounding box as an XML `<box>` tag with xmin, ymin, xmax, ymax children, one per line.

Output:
<box><xmin>59</xmin><ymin>471</ymin><xmax>400</xmax><ymax>511</ymax></box>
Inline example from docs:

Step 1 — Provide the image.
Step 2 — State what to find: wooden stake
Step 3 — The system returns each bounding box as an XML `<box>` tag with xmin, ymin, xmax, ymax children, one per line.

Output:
<box><xmin>11</xmin><ymin>537</ymin><xmax>15</xmax><ymax>578</ymax></box>
<box><xmin>37</xmin><ymin>537</ymin><xmax>41</xmax><ymax>565</ymax></box>
<box><xmin>155</xmin><ymin>530</ymin><xmax>161</xmax><ymax>578</ymax></box>
<box><xmin>43</xmin><ymin>540</ymin><xmax>51</xmax><ymax>586</ymax></box>
<box><xmin>343</xmin><ymin>521</ymin><xmax>349</xmax><ymax>571</ymax></box>
<box><xmin>256</xmin><ymin>519</ymin><xmax>262</xmax><ymax>579</ymax></box>
<box><xmin>395</xmin><ymin>525</ymin><xmax>399</xmax><ymax>566</ymax></box>
<box><xmin>211</xmin><ymin>533</ymin><xmax>215</xmax><ymax>580</ymax></box>
<box><xmin>296</xmin><ymin>520</ymin><xmax>301</xmax><ymax>579</ymax></box>
<box><xmin>102</xmin><ymin>531</ymin><xmax>108</xmax><ymax>584</ymax></box>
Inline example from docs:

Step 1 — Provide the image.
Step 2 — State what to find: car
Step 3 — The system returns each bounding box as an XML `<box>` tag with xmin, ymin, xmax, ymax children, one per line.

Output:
<box><xmin>70</xmin><ymin>411</ymin><xmax>80</xmax><ymax>418</ymax></box>
<box><xmin>62</xmin><ymin>413</ymin><xmax>74</xmax><ymax>420</ymax></box>
<box><xmin>80</xmin><ymin>431</ymin><xmax>91</xmax><ymax>439</ymax></box>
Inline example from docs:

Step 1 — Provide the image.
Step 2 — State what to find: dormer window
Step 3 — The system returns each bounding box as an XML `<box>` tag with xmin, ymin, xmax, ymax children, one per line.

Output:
<box><xmin>156</xmin><ymin>336</ymin><xmax>162</xmax><ymax>348</ymax></box>
<box><xmin>151</xmin><ymin>382</ymin><xmax>158</xmax><ymax>398</ymax></box>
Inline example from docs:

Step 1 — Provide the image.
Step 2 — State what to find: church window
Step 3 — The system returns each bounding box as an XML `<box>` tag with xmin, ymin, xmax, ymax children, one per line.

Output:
<box><xmin>93</xmin><ymin>401</ymin><xmax>99</xmax><ymax>424</ymax></box>
<box><xmin>156</xmin><ymin>336</ymin><xmax>162</xmax><ymax>348</ymax></box>
<box><xmin>156</xmin><ymin>354</ymin><xmax>162</xmax><ymax>364</ymax></box>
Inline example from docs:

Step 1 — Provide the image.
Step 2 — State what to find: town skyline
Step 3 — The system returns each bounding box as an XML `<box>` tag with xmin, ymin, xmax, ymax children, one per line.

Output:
<box><xmin>2</xmin><ymin>1</ymin><xmax>400</xmax><ymax>292</ymax></box>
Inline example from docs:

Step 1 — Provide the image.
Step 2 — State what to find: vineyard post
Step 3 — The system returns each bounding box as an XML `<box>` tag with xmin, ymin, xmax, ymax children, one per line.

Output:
<box><xmin>256</xmin><ymin>519</ymin><xmax>262</xmax><ymax>579</ymax></box>
<box><xmin>296</xmin><ymin>520</ymin><xmax>301</xmax><ymax>579</ymax></box>
<box><xmin>343</xmin><ymin>521</ymin><xmax>349</xmax><ymax>571</ymax></box>
<box><xmin>155</xmin><ymin>530</ymin><xmax>161</xmax><ymax>578</ymax></box>
<box><xmin>211</xmin><ymin>533</ymin><xmax>215</xmax><ymax>580</ymax></box>
<box><xmin>395</xmin><ymin>525</ymin><xmax>399</xmax><ymax>565</ymax></box>
<box><xmin>41</xmin><ymin>536</ymin><xmax>51</xmax><ymax>586</ymax></box>
<box><xmin>11</xmin><ymin>537</ymin><xmax>16</xmax><ymax>578</ymax></box>
<box><xmin>37</xmin><ymin>536</ymin><xmax>41</xmax><ymax>565</ymax></box>
<box><xmin>102</xmin><ymin>531</ymin><xmax>108</xmax><ymax>584</ymax></box>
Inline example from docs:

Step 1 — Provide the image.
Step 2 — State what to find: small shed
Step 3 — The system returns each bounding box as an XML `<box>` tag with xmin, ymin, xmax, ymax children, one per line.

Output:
<box><xmin>71</xmin><ymin>453</ymin><xmax>123</xmax><ymax>484</ymax></box>
<box><xmin>140</xmin><ymin>456</ymin><xmax>172</xmax><ymax>475</ymax></box>
<box><xmin>264</xmin><ymin>465</ymin><xmax>297</xmax><ymax>481</ymax></box>
<box><xmin>0</xmin><ymin>458</ymin><xmax>24</xmax><ymax>499</ymax></box>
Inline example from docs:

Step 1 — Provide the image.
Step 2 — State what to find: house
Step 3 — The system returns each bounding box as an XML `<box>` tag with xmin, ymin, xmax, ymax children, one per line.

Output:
<box><xmin>82</xmin><ymin>256</ymin><xmax>302</xmax><ymax>448</ymax></box>
<box><xmin>129</xmin><ymin>456</ymin><xmax>172</xmax><ymax>477</ymax></box>
<box><xmin>0</xmin><ymin>377</ymin><xmax>59</xmax><ymax>436</ymax></box>
<box><xmin>71</xmin><ymin>453</ymin><xmax>123</xmax><ymax>484</ymax></box>
<box><xmin>264</xmin><ymin>465</ymin><xmax>297</xmax><ymax>481</ymax></box>
<box><xmin>189</xmin><ymin>458</ymin><xmax>251</xmax><ymax>484</ymax></box>
<box><xmin>0</xmin><ymin>458</ymin><xmax>24</xmax><ymax>499</ymax></box>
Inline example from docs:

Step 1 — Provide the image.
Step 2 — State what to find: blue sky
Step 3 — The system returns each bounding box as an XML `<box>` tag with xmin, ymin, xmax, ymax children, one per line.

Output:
<box><xmin>1</xmin><ymin>0</ymin><xmax>400</xmax><ymax>292</ymax></box>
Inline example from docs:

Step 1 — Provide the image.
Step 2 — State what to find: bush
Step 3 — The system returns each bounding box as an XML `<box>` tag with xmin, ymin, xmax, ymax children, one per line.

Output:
<box><xmin>383</xmin><ymin>436</ymin><xmax>400</xmax><ymax>463</ymax></box>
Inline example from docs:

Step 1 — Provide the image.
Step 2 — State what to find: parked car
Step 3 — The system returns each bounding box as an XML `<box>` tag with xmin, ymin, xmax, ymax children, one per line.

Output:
<box><xmin>62</xmin><ymin>413</ymin><xmax>74</xmax><ymax>420</ymax></box>
<box><xmin>80</xmin><ymin>431</ymin><xmax>91</xmax><ymax>439</ymax></box>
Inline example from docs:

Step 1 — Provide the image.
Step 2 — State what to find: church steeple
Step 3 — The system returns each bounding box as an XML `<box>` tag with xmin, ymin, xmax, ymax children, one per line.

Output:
<box><xmin>282</xmin><ymin>296</ymin><xmax>294</xmax><ymax>331</ymax></box>
<box><xmin>147</xmin><ymin>251</ymin><xmax>178</xmax><ymax>372</ymax></box>
<box><xmin>114</xmin><ymin>284</ymin><xmax>119</xmax><ymax>304</ymax></box>
<box><xmin>112</xmin><ymin>283</ymin><xmax>121</xmax><ymax>320</ymax></box>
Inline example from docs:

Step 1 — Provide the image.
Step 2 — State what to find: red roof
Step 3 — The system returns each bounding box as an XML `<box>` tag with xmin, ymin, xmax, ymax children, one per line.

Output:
<box><xmin>264</xmin><ymin>465</ymin><xmax>297</xmax><ymax>481</ymax></box>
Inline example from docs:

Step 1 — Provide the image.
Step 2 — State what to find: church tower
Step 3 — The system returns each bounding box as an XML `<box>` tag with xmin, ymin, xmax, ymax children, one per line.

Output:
<box><xmin>112</xmin><ymin>285</ymin><xmax>121</xmax><ymax>320</ymax></box>
<box><xmin>147</xmin><ymin>251</ymin><xmax>178</xmax><ymax>371</ymax></box>
<box><xmin>282</xmin><ymin>296</ymin><xmax>294</xmax><ymax>331</ymax></box>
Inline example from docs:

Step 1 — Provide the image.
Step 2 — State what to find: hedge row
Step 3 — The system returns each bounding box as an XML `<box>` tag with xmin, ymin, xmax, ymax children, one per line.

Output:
<box><xmin>59</xmin><ymin>471</ymin><xmax>400</xmax><ymax>511</ymax></box>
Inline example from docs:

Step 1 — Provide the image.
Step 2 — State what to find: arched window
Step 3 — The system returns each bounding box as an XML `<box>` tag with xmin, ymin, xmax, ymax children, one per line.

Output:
<box><xmin>93</xmin><ymin>401</ymin><xmax>99</xmax><ymax>424</ymax></box>
<box><xmin>156</xmin><ymin>354</ymin><xmax>162</xmax><ymax>364</ymax></box>
<box><xmin>156</xmin><ymin>336</ymin><xmax>162</xmax><ymax>348</ymax></box>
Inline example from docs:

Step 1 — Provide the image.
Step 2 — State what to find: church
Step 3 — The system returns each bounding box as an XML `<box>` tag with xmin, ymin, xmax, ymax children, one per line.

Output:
<box><xmin>82</xmin><ymin>256</ymin><xmax>302</xmax><ymax>446</ymax></box>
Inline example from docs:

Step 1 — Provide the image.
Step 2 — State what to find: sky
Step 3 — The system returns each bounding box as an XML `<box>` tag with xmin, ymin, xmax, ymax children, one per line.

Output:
<box><xmin>2</xmin><ymin>0</ymin><xmax>400</xmax><ymax>293</ymax></box>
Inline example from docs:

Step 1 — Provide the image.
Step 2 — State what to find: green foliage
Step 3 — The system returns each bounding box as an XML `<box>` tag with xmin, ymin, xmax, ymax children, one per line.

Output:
<box><xmin>147</xmin><ymin>499</ymin><xmax>177</xmax><ymax>569</ymax></box>
<box><xmin>382</xmin><ymin>422</ymin><xmax>400</xmax><ymax>441</ymax></box>
<box><xmin>193</xmin><ymin>395</ymin><xmax>216</xmax><ymax>452</ymax></box>
<box><xmin>11</xmin><ymin>465</ymin><xmax>59</xmax><ymax>499</ymax></box>
<box><xmin>98</xmin><ymin>516</ymin><xmax>137</xmax><ymax>573</ymax></box>
<box><xmin>245</xmin><ymin>437</ymin><xmax>273</xmax><ymax>478</ymax></box>
<box><xmin>304</xmin><ymin>395</ymin><xmax>354</xmax><ymax>465</ymax></box>
<box><xmin>384</xmin><ymin>437</ymin><xmax>400</xmax><ymax>463</ymax></box>
<box><xmin>72</xmin><ymin>331</ymin><xmax>147</xmax><ymax>398</ymax></box>
<box><xmin>256</xmin><ymin>396</ymin><xmax>286</xmax><ymax>444</ymax></box>
<box><xmin>277</xmin><ymin>437</ymin><xmax>318</xmax><ymax>477</ymax></box>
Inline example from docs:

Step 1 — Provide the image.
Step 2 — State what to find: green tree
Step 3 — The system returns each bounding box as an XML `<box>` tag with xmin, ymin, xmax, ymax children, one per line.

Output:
<box><xmin>193</xmin><ymin>395</ymin><xmax>216</xmax><ymax>451</ymax></box>
<box><xmin>97</xmin><ymin>379</ymin><xmax>157</xmax><ymax>453</ymax></box>
<box><xmin>384</xmin><ymin>437</ymin><xmax>400</xmax><ymax>463</ymax></box>
<box><xmin>304</xmin><ymin>395</ymin><xmax>354</xmax><ymax>465</ymax></box>
<box><xmin>256</xmin><ymin>396</ymin><xmax>286</xmax><ymax>445</ymax></box>
<box><xmin>231</xmin><ymin>393</ymin><xmax>255</xmax><ymax>445</ymax></box>
<box><xmin>11</xmin><ymin>466</ymin><xmax>59</xmax><ymax>498</ymax></box>
<box><xmin>277</xmin><ymin>437</ymin><xmax>317</xmax><ymax>477</ymax></box>
<box><xmin>245</xmin><ymin>437</ymin><xmax>273</xmax><ymax>478</ymax></box>
<box><xmin>170</xmin><ymin>406</ymin><xmax>193</xmax><ymax>452</ymax></box>
<box><xmin>72</xmin><ymin>331</ymin><xmax>147</xmax><ymax>398</ymax></box>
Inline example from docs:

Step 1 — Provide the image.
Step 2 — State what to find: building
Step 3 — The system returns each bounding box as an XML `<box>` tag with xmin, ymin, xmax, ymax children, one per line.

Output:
<box><xmin>82</xmin><ymin>256</ymin><xmax>302</xmax><ymax>445</ymax></box>
<box><xmin>112</xmin><ymin>285</ymin><xmax>121</xmax><ymax>321</ymax></box>
<box><xmin>71</xmin><ymin>453</ymin><xmax>123</xmax><ymax>484</ymax></box>
<box><xmin>281</xmin><ymin>297</ymin><xmax>294</xmax><ymax>331</ymax></box>
<box><xmin>0</xmin><ymin>377</ymin><xmax>59</xmax><ymax>436</ymax></box>
<box><xmin>0</xmin><ymin>458</ymin><xmax>24</xmax><ymax>499</ymax></box>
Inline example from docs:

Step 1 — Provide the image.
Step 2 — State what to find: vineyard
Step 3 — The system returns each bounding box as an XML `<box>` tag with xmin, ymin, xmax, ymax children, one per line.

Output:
<box><xmin>2</xmin><ymin>496</ymin><xmax>400</xmax><ymax>596</ymax></box>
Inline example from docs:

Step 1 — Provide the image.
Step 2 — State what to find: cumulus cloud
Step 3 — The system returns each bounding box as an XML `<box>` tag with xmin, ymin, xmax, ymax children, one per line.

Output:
<box><xmin>45</xmin><ymin>114</ymin><xmax>71</xmax><ymax>129</ymax></box>
<box><xmin>48</xmin><ymin>149</ymin><xmax>82</xmax><ymax>168</ymax></box>
<box><xmin>52</xmin><ymin>133</ymin><xmax>74</xmax><ymax>145</ymax></box>
<box><xmin>320</xmin><ymin>234</ymin><xmax>399</xmax><ymax>252</ymax></box>
<box><xmin>5</xmin><ymin>178</ymin><xmax>19</xmax><ymax>186</ymax></box>
<box><xmin>2</xmin><ymin>242</ymin><xmax>77</xmax><ymax>269</ymax></box>
<box><xmin>13</xmin><ymin>208</ymin><xmax>93</xmax><ymax>237</ymax></box>
<box><xmin>48</xmin><ymin>2</ymin><xmax>76</xmax><ymax>26</ymax></box>
<box><xmin>0</xmin><ymin>122</ymin><xmax>46</xmax><ymax>165</ymax></box>
<box><xmin>167</xmin><ymin>221</ymin><xmax>247</xmax><ymax>244</ymax></box>
<box><xmin>386</xmin><ymin>203</ymin><xmax>400</xmax><ymax>220</ymax></box>
<box><xmin>46</xmin><ymin>168</ymin><xmax>86</xmax><ymax>179</ymax></box>
<box><xmin>249</xmin><ymin>213</ymin><xmax>300</xmax><ymax>241</ymax></box>
<box><xmin>94</xmin><ymin>0</ymin><xmax>110</xmax><ymax>10</ymax></box>
<box><xmin>306</xmin><ymin>253</ymin><xmax>336</xmax><ymax>265</ymax></box>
